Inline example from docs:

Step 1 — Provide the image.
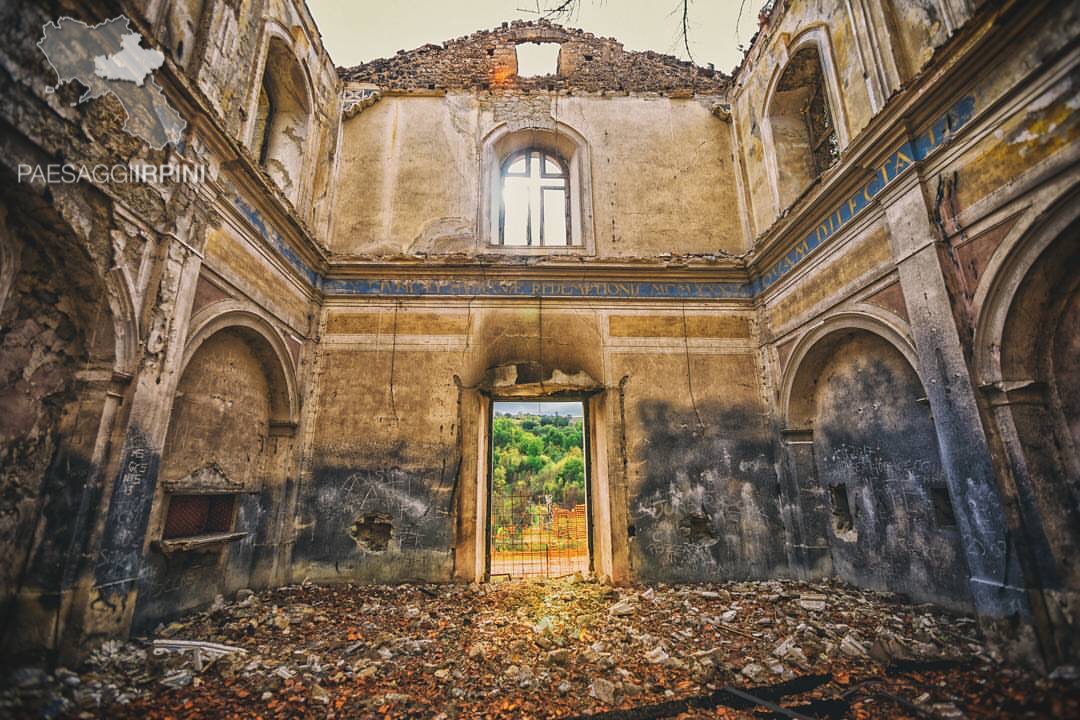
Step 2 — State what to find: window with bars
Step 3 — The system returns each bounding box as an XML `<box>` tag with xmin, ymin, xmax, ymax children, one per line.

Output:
<box><xmin>801</xmin><ymin>71</ymin><xmax>839</xmax><ymax>176</ymax></box>
<box><xmin>163</xmin><ymin>494</ymin><xmax>236</xmax><ymax>539</ymax></box>
<box><xmin>498</xmin><ymin>149</ymin><xmax>573</xmax><ymax>247</ymax></box>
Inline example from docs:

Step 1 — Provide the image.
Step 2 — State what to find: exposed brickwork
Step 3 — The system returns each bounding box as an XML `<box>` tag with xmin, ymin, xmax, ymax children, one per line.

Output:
<box><xmin>340</xmin><ymin>20</ymin><xmax>728</xmax><ymax>94</ymax></box>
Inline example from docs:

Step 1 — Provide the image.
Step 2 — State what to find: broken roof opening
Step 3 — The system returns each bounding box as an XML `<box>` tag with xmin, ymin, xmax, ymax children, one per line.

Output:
<box><xmin>515</xmin><ymin>41</ymin><xmax>561</xmax><ymax>76</ymax></box>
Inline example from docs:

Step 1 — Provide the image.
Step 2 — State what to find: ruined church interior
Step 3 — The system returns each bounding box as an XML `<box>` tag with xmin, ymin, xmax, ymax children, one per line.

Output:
<box><xmin>0</xmin><ymin>0</ymin><xmax>1079</xmax><ymax>717</ymax></box>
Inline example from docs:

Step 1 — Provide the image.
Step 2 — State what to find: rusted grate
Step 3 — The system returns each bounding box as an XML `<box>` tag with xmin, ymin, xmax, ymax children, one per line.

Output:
<box><xmin>490</xmin><ymin>492</ymin><xmax>588</xmax><ymax>578</ymax></box>
<box><xmin>163</xmin><ymin>494</ymin><xmax>236</xmax><ymax>539</ymax></box>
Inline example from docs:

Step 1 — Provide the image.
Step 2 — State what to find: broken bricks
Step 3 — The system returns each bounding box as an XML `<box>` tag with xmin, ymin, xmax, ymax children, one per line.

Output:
<box><xmin>0</xmin><ymin>576</ymin><xmax>1076</xmax><ymax>718</ymax></box>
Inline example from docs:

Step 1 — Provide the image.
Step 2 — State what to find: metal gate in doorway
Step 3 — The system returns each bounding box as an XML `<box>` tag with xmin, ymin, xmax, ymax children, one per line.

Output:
<box><xmin>490</xmin><ymin>492</ymin><xmax>588</xmax><ymax>578</ymax></box>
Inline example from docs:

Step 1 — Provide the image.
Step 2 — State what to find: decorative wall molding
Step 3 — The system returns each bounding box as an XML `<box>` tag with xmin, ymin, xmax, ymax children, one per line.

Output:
<box><xmin>234</xmin><ymin>96</ymin><xmax>975</xmax><ymax>302</ymax></box>
<box><xmin>342</xmin><ymin>86</ymin><xmax>381</xmax><ymax>118</ymax></box>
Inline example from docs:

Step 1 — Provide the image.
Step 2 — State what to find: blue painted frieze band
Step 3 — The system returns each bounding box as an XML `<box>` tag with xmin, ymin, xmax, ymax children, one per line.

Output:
<box><xmin>231</xmin><ymin>96</ymin><xmax>974</xmax><ymax>300</ymax></box>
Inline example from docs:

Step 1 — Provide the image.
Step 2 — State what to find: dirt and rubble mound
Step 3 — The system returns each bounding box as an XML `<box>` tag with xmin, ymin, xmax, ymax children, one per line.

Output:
<box><xmin>2</xmin><ymin>577</ymin><xmax>1077</xmax><ymax>719</ymax></box>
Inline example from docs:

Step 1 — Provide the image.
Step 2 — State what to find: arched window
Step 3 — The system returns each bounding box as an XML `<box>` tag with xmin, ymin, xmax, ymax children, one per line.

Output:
<box><xmin>481</xmin><ymin>124</ymin><xmax>594</xmax><ymax>252</ymax></box>
<box><xmin>767</xmin><ymin>45</ymin><xmax>839</xmax><ymax>208</ymax></box>
<box><xmin>498</xmin><ymin>149</ymin><xmax>572</xmax><ymax>247</ymax></box>
<box><xmin>251</xmin><ymin>37</ymin><xmax>311</xmax><ymax>205</ymax></box>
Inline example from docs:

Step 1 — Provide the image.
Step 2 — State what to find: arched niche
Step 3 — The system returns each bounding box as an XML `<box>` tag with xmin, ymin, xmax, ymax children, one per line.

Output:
<box><xmin>973</xmin><ymin>197</ymin><xmax>1080</xmax><ymax>662</ymax></box>
<box><xmin>252</xmin><ymin>33</ymin><xmax>313</xmax><ymax>206</ymax></box>
<box><xmin>781</xmin><ymin>314</ymin><xmax>972</xmax><ymax>610</ymax></box>
<box><xmin>181</xmin><ymin>304</ymin><xmax>299</xmax><ymax>429</ymax></box>
<box><xmin>135</xmin><ymin>306</ymin><xmax>299</xmax><ymax>629</ymax></box>
<box><xmin>162</xmin><ymin>326</ymin><xmax>276</xmax><ymax>489</ymax></box>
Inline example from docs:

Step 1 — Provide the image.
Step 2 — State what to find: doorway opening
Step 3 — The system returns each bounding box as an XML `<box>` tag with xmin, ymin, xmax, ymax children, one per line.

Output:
<box><xmin>488</xmin><ymin>399</ymin><xmax>591</xmax><ymax>579</ymax></box>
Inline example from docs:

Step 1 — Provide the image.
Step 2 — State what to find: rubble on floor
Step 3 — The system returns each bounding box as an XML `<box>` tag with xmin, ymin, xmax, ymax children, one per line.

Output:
<box><xmin>2</xmin><ymin>577</ymin><xmax>1077</xmax><ymax>719</ymax></box>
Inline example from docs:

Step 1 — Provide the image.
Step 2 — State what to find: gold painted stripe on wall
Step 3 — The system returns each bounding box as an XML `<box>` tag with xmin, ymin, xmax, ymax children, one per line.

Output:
<box><xmin>205</xmin><ymin>229</ymin><xmax>307</xmax><ymax>324</ymax></box>
<box><xmin>767</xmin><ymin>228</ymin><xmax>892</xmax><ymax>328</ymax></box>
<box><xmin>325</xmin><ymin>311</ymin><xmax>467</xmax><ymax>336</ymax></box>
<box><xmin>608</xmin><ymin>314</ymin><xmax>751</xmax><ymax>338</ymax></box>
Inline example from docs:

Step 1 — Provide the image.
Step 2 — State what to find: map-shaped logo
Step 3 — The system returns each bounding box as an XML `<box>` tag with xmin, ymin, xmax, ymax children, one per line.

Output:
<box><xmin>38</xmin><ymin>16</ymin><xmax>186</xmax><ymax>150</ymax></box>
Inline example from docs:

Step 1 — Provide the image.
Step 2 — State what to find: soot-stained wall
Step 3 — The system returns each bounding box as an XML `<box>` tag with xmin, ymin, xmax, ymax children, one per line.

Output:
<box><xmin>615</xmin><ymin>352</ymin><xmax>786</xmax><ymax>583</ymax></box>
<box><xmin>294</xmin><ymin>346</ymin><xmax>460</xmax><ymax>583</ymax></box>
<box><xmin>809</xmin><ymin>332</ymin><xmax>973</xmax><ymax>610</ymax></box>
<box><xmin>134</xmin><ymin>329</ymin><xmax>274</xmax><ymax>629</ymax></box>
<box><xmin>0</xmin><ymin>206</ymin><xmax>115</xmax><ymax>656</ymax></box>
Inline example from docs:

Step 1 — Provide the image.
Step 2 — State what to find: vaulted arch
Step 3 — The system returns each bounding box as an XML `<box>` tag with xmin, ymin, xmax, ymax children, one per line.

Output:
<box><xmin>972</xmin><ymin>192</ymin><xmax>1080</xmax><ymax>662</ymax></box>
<box><xmin>780</xmin><ymin>311</ymin><xmax>972</xmax><ymax>609</ymax></box>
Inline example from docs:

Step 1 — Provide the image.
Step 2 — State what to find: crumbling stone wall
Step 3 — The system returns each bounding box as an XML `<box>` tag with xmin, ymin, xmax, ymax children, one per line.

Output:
<box><xmin>340</xmin><ymin>20</ymin><xmax>726</xmax><ymax>94</ymax></box>
<box><xmin>0</xmin><ymin>211</ymin><xmax>110</xmax><ymax>631</ymax></box>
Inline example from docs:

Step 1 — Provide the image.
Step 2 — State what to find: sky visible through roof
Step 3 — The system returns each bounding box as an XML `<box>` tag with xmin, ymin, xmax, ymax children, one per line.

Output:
<box><xmin>494</xmin><ymin>401</ymin><xmax>584</xmax><ymax>417</ymax></box>
<box><xmin>307</xmin><ymin>0</ymin><xmax>760</xmax><ymax>74</ymax></box>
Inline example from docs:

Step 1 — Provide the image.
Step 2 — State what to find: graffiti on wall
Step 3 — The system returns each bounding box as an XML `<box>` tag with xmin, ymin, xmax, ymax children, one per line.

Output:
<box><xmin>94</xmin><ymin>428</ymin><xmax>159</xmax><ymax>600</ymax></box>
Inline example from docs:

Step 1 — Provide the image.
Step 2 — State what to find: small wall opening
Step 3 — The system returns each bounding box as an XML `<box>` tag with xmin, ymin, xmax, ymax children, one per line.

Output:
<box><xmin>679</xmin><ymin>513</ymin><xmax>718</xmax><ymax>545</ymax></box>
<box><xmin>163</xmin><ymin>494</ymin><xmax>236</xmax><ymax>539</ymax></box>
<box><xmin>350</xmin><ymin>513</ymin><xmax>394</xmax><ymax>552</ymax></box>
<box><xmin>488</xmin><ymin>400</ymin><xmax>590</xmax><ymax>578</ymax></box>
<box><xmin>830</xmin><ymin>483</ymin><xmax>853</xmax><ymax>533</ymax></box>
<box><xmin>515</xmin><ymin>42</ymin><xmax>562</xmax><ymax>77</ymax></box>
<box><xmin>930</xmin><ymin>486</ymin><xmax>957</xmax><ymax>528</ymax></box>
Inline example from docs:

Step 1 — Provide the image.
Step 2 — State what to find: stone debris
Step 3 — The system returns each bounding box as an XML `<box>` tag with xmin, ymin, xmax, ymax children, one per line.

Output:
<box><xmin>589</xmin><ymin>677</ymin><xmax>617</xmax><ymax>704</ymax></box>
<box><xmin>644</xmin><ymin>646</ymin><xmax>670</xmax><ymax>664</ymax></box>
<box><xmin>0</xmin><ymin>577</ymin><xmax>1075</xmax><ymax>719</ymax></box>
<box><xmin>339</xmin><ymin>21</ymin><xmax>728</xmax><ymax>95</ymax></box>
<box><xmin>839</xmin><ymin>632</ymin><xmax>870</xmax><ymax>658</ymax></box>
<box><xmin>1050</xmin><ymin>665</ymin><xmax>1079</xmax><ymax>680</ymax></box>
<box><xmin>741</xmin><ymin>662</ymin><xmax>766</xmax><ymax>681</ymax></box>
<box><xmin>798</xmin><ymin>592</ymin><xmax>828</xmax><ymax>611</ymax></box>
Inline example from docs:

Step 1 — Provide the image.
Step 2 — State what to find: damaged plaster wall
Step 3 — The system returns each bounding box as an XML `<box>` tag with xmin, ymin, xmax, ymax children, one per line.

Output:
<box><xmin>132</xmin><ymin>329</ymin><xmax>274</xmax><ymax>630</ymax></box>
<box><xmin>294</xmin><ymin>333</ymin><xmax>461</xmax><ymax>583</ymax></box>
<box><xmin>331</xmin><ymin>92</ymin><xmax>742</xmax><ymax>257</ymax></box>
<box><xmin>613</xmin><ymin>350</ymin><xmax>786</xmax><ymax>583</ymax></box>
<box><xmin>807</xmin><ymin>332</ymin><xmax>972</xmax><ymax>610</ymax></box>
